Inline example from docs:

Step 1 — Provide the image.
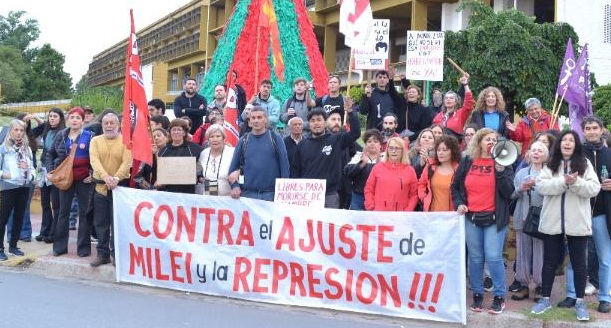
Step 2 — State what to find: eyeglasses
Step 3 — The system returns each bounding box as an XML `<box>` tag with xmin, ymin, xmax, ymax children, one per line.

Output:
<box><xmin>388</xmin><ymin>146</ymin><xmax>403</xmax><ymax>152</ymax></box>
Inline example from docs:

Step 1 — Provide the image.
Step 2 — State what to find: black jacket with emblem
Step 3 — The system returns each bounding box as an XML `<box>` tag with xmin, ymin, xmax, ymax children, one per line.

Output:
<box><xmin>291</xmin><ymin>112</ymin><xmax>360</xmax><ymax>193</ymax></box>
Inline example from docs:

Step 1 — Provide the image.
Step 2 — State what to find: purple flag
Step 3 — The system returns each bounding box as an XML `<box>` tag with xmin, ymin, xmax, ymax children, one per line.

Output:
<box><xmin>556</xmin><ymin>38</ymin><xmax>576</xmax><ymax>96</ymax></box>
<box><xmin>567</xmin><ymin>44</ymin><xmax>592</xmax><ymax>137</ymax></box>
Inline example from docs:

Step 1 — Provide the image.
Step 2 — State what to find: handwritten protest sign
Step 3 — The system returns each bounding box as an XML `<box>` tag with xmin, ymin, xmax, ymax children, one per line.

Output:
<box><xmin>353</xmin><ymin>19</ymin><xmax>390</xmax><ymax>70</ymax></box>
<box><xmin>156</xmin><ymin>157</ymin><xmax>196</xmax><ymax>185</ymax></box>
<box><xmin>113</xmin><ymin>187</ymin><xmax>467</xmax><ymax>324</ymax></box>
<box><xmin>405</xmin><ymin>31</ymin><xmax>445</xmax><ymax>81</ymax></box>
<box><xmin>274</xmin><ymin>179</ymin><xmax>326</xmax><ymax>208</ymax></box>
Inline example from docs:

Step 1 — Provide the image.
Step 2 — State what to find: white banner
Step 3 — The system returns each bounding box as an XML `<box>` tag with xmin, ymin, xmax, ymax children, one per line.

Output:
<box><xmin>353</xmin><ymin>19</ymin><xmax>390</xmax><ymax>70</ymax></box>
<box><xmin>405</xmin><ymin>31</ymin><xmax>445</xmax><ymax>81</ymax></box>
<box><xmin>113</xmin><ymin>187</ymin><xmax>466</xmax><ymax>324</ymax></box>
<box><xmin>274</xmin><ymin>178</ymin><xmax>326</xmax><ymax>208</ymax></box>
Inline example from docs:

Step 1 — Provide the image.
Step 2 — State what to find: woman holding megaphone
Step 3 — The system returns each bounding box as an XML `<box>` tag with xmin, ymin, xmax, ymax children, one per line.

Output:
<box><xmin>451</xmin><ymin>127</ymin><xmax>515</xmax><ymax>314</ymax></box>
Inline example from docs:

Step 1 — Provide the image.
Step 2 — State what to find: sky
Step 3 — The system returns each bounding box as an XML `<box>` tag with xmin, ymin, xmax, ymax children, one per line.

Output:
<box><xmin>1</xmin><ymin>0</ymin><xmax>193</xmax><ymax>86</ymax></box>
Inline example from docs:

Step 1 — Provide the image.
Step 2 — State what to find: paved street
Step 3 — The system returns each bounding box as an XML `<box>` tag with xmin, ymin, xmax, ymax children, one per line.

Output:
<box><xmin>0</xmin><ymin>270</ymin><xmax>424</xmax><ymax>328</ymax></box>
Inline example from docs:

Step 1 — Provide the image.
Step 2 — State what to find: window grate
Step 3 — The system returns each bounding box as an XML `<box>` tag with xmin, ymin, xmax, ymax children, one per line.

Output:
<box><xmin>605</xmin><ymin>4</ymin><xmax>611</xmax><ymax>43</ymax></box>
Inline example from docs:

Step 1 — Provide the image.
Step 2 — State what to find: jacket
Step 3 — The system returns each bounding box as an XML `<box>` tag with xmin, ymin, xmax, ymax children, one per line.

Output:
<box><xmin>536</xmin><ymin>159</ymin><xmax>600</xmax><ymax>236</ymax></box>
<box><xmin>241</xmin><ymin>94</ymin><xmax>281</xmax><ymax>128</ymax></box>
<box><xmin>344</xmin><ymin>153</ymin><xmax>379</xmax><ymax>195</ymax></box>
<box><xmin>451</xmin><ymin>156</ymin><xmax>515</xmax><ymax>231</ymax></box>
<box><xmin>396</xmin><ymin>101</ymin><xmax>434</xmax><ymax>141</ymax></box>
<box><xmin>469</xmin><ymin>110</ymin><xmax>511</xmax><ymax>138</ymax></box>
<box><xmin>0</xmin><ymin>142</ymin><xmax>35</xmax><ymax>187</ymax></box>
<box><xmin>360</xmin><ymin>80</ymin><xmax>402</xmax><ymax>130</ymax></box>
<box><xmin>364</xmin><ymin>161</ymin><xmax>418</xmax><ymax>211</ymax></box>
<box><xmin>418</xmin><ymin>162</ymin><xmax>459</xmax><ymax>212</ymax></box>
<box><xmin>45</xmin><ymin>128</ymin><xmax>94</xmax><ymax>181</ymax></box>
<box><xmin>173</xmin><ymin>92</ymin><xmax>208</xmax><ymax>134</ymax></box>
<box><xmin>509</xmin><ymin>110</ymin><xmax>557</xmax><ymax>157</ymax></box>
<box><xmin>432</xmin><ymin>91</ymin><xmax>475</xmax><ymax>137</ymax></box>
<box><xmin>280</xmin><ymin>94</ymin><xmax>311</xmax><ymax>131</ymax></box>
<box><xmin>582</xmin><ymin>141</ymin><xmax>611</xmax><ymax>238</ymax></box>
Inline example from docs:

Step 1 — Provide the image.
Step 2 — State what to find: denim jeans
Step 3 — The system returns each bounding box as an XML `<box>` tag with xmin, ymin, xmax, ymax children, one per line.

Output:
<box><xmin>349</xmin><ymin>192</ymin><xmax>365</xmax><ymax>210</ymax></box>
<box><xmin>566</xmin><ymin>215</ymin><xmax>611</xmax><ymax>302</ymax></box>
<box><xmin>6</xmin><ymin>184</ymin><xmax>34</xmax><ymax>240</ymax></box>
<box><xmin>465</xmin><ymin>221</ymin><xmax>507</xmax><ymax>297</ymax></box>
<box><xmin>241</xmin><ymin>190</ymin><xmax>274</xmax><ymax>201</ymax></box>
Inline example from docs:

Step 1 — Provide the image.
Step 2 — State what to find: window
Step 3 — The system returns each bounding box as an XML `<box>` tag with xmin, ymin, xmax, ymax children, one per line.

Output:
<box><xmin>605</xmin><ymin>4</ymin><xmax>611</xmax><ymax>43</ymax></box>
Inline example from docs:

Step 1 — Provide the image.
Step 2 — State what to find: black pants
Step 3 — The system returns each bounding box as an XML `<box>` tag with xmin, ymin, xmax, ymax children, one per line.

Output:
<box><xmin>541</xmin><ymin>233</ymin><xmax>588</xmax><ymax>298</ymax></box>
<box><xmin>93</xmin><ymin>191</ymin><xmax>113</xmax><ymax>258</ymax></box>
<box><xmin>40</xmin><ymin>184</ymin><xmax>60</xmax><ymax>238</ymax></box>
<box><xmin>54</xmin><ymin>180</ymin><xmax>93</xmax><ymax>255</ymax></box>
<box><xmin>0</xmin><ymin>187</ymin><xmax>29</xmax><ymax>249</ymax></box>
<box><xmin>587</xmin><ymin>236</ymin><xmax>599</xmax><ymax>288</ymax></box>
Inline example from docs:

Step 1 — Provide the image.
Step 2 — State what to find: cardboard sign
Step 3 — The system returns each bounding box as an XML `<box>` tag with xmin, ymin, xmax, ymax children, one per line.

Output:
<box><xmin>405</xmin><ymin>31</ymin><xmax>445</xmax><ymax>81</ymax></box>
<box><xmin>274</xmin><ymin>179</ymin><xmax>326</xmax><ymax>208</ymax></box>
<box><xmin>156</xmin><ymin>156</ymin><xmax>196</xmax><ymax>185</ymax></box>
<box><xmin>353</xmin><ymin>19</ymin><xmax>390</xmax><ymax>70</ymax></box>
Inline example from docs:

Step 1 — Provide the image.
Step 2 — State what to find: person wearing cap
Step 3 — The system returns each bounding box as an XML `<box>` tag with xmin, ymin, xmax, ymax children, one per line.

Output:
<box><xmin>46</xmin><ymin>107</ymin><xmax>95</xmax><ymax>258</ymax></box>
<box><xmin>506</xmin><ymin>97</ymin><xmax>559</xmax><ymax>158</ymax></box>
<box><xmin>82</xmin><ymin>106</ymin><xmax>95</xmax><ymax>125</ymax></box>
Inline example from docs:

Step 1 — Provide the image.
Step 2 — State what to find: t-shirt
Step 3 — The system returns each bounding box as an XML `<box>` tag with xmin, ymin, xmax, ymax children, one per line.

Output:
<box><xmin>484</xmin><ymin>111</ymin><xmax>500</xmax><ymax>131</ymax></box>
<box><xmin>430</xmin><ymin>170</ymin><xmax>453</xmax><ymax>211</ymax></box>
<box><xmin>464</xmin><ymin>157</ymin><xmax>496</xmax><ymax>212</ymax></box>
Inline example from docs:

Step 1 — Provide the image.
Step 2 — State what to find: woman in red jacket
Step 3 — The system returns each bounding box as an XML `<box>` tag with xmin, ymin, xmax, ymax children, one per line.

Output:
<box><xmin>432</xmin><ymin>73</ymin><xmax>474</xmax><ymax>139</ymax></box>
<box><xmin>364</xmin><ymin>137</ymin><xmax>418</xmax><ymax>211</ymax></box>
<box><xmin>418</xmin><ymin>135</ymin><xmax>461</xmax><ymax>211</ymax></box>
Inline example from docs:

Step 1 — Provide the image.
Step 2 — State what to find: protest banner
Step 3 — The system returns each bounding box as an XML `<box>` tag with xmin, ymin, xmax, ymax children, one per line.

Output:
<box><xmin>274</xmin><ymin>179</ymin><xmax>326</xmax><ymax>208</ymax></box>
<box><xmin>156</xmin><ymin>157</ymin><xmax>196</xmax><ymax>185</ymax></box>
<box><xmin>113</xmin><ymin>187</ymin><xmax>466</xmax><ymax>324</ymax></box>
<box><xmin>405</xmin><ymin>31</ymin><xmax>445</xmax><ymax>81</ymax></box>
<box><xmin>353</xmin><ymin>19</ymin><xmax>390</xmax><ymax>70</ymax></box>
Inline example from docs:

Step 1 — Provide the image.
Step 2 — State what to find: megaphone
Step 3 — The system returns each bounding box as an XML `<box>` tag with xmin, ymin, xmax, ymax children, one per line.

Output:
<box><xmin>491</xmin><ymin>140</ymin><xmax>519</xmax><ymax>166</ymax></box>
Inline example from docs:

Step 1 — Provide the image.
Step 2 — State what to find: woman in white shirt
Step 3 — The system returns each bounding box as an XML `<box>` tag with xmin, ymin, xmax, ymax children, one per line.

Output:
<box><xmin>199</xmin><ymin>124</ymin><xmax>235</xmax><ymax>196</ymax></box>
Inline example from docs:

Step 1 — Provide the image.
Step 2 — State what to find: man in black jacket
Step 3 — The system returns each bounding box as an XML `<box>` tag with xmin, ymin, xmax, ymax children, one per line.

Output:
<box><xmin>359</xmin><ymin>68</ymin><xmax>401</xmax><ymax>130</ymax></box>
<box><xmin>572</xmin><ymin>116</ymin><xmax>611</xmax><ymax>313</ymax></box>
<box><xmin>291</xmin><ymin>108</ymin><xmax>360</xmax><ymax>208</ymax></box>
<box><xmin>173</xmin><ymin>77</ymin><xmax>207</xmax><ymax>134</ymax></box>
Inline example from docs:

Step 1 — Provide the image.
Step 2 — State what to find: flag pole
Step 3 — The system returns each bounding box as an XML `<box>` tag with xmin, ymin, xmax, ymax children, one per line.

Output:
<box><xmin>344</xmin><ymin>49</ymin><xmax>354</xmax><ymax>127</ymax></box>
<box><xmin>550</xmin><ymin>93</ymin><xmax>559</xmax><ymax>122</ymax></box>
<box><xmin>551</xmin><ymin>87</ymin><xmax>567</xmax><ymax>128</ymax></box>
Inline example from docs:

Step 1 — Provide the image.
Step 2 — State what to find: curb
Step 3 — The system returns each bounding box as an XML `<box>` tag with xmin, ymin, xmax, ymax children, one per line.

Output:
<box><xmin>28</xmin><ymin>255</ymin><xmax>116</xmax><ymax>283</ymax></box>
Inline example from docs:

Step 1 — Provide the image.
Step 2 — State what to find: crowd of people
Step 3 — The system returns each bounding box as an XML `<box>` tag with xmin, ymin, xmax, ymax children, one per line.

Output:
<box><xmin>1</xmin><ymin>72</ymin><xmax>610</xmax><ymax>322</ymax></box>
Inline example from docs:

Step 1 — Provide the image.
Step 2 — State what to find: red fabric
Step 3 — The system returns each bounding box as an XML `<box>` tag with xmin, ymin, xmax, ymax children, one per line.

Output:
<box><xmin>418</xmin><ymin>162</ymin><xmax>459</xmax><ymax>212</ymax></box>
<box><xmin>223</xmin><ymin>71</ymin><xmax>240</xmax><ymax>147</ymax></box>
<box><xmin>292</xmin><ymin>0</ymin><xmax>329</xmax><ymax>97</ymax></box>
<box><xmin>464</xmin><ymin>158</ymin><xmax>496</xmax><ymax>212</ymax></box>
<box><xmin>432</xmin><ymin>91</ymin><xmax>475</xmax><ymax>136</ymax></box>
<box><xmin>509</xmin><ymin>110</ymin><xmax>558</xmax><ymax>157</ymax></box>
<box><xmin>192</xmin><ymin>123</ymin><xmax>210</xmax><ymax>146</ymax></box>
<box><xmin>259</xmin><ymin>0</ymin><xmax>284</xmax><ymax>81</ymax></box>
<box><xmin>364</xmin><ymin>162</ymin><xmax>418</xmax><ymax>211</ymax></box>
<box><xmin>122</xmin><ymin>10</ymin><xmax>152</xmax><ymax>165</ymax></box>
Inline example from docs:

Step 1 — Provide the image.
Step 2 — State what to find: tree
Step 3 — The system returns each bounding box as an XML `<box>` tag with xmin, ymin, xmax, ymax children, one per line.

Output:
<box><xmin>593</xmin><ymin>84</ymin><xmax>611</xmax><ymax>127</ymax></box>
<box><xmin>71</xmin><ymin>85</ymin><xmax>123</xmax><ymax>113</ymax></box>
<box><xmin>442</xmin><ymin>1</ymin><xmax>579</xmax><ymax>117</ymax></box>
<box><xmin>0</xmin><ymin>11</ymin><xmax>40</xmax><ymax>63</ymax></box>
<box><xmin>0</xmin><ymin>45</ymin><xmax>26</xmax><ymax>102</ymax></box>
<box><xmin>25</xmin><ymin>44</ymin><xmax>72</xmax><ymax>101</ymax></box>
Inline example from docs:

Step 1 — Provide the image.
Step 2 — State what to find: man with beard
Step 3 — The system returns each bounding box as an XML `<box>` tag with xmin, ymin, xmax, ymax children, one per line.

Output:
<box><xmin>148</xmin><ymin>99</ymin><xmax>166</xmax><ymax>117</ymax></box>
<box><xmin>173</xmin><ymin>77</ymin><xmax>207</xmax><ymax>134</ymax></box>
<box><xmin>89</xmin><ymin>113</ymin><xmax>132</xmax><ymax>267</ymax></box>
<box><xmin>193</xmin><ymin>108</ymin><xmax>223</xmax><ymax>146</ymax></box>
<box><xmin>360</xmin><ymin>68</ymin><xmax>401</xmax><ymax>130</ymax></box>
<box><xmin>280</xmin><ymin>78</ymin><xmax>315</xmax><ymax>134</ymax></box>
<box><xmin>208</xmin><ymin>84</ymin><xmax>227</xmax><ymax>112</ymax></box>
<box><xmin>381</xmin><ymin>113</ymin><xmax>400</xmax><ymax>152</ymax></box>
<box><xmin>291</xmin><ymin>108</ymin><xmax>360</xmax><ymax>208</ymax></box>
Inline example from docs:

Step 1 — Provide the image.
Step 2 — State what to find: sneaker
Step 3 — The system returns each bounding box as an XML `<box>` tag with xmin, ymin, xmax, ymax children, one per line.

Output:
<box><xmin>531</xmin><ymin>298</ymin><xmax>552</xmax><ymax>314</ymax></box>
<box><xmin>484</xmin><ymin>277</ymin><xmax>493</xmax><ymax>292</ymax></box>
<box><xmin>0</xmin><ymin>250</ymin><xmax>7</xmax><ymax>261</ymax></box>
<box><xmin>557</xmin><ymin>297</ymin><xmax>576</xmax><ymax>308</ymax></box>
<box><xmin>511</xmin><ymin>286</ymin><xmax>529</xmax><ymax>301</ymax></box>
<box><xmin>488</xmin><ymin>296</ymin><xmax>505</xmax><ymax>314</ymax></box>
<box><xmin>8</xmin><ymin>247</ymin><xmax>24</xmax><ymax>256</ymax></box>
<box><xmin>90</xmin><ymin>256</ymin><xmax>111</xmax><ymax>267</ymax></box>
<box><xmin>585</xmin><ymin>282</ymin><xmax>598</xmax><ymax>296</ymax></box>
<box><xmin>470</xmin><ymin>293</ymin><xmax>484</xmax><ymax>312</ymax></box>
<box><xmin>575</xmin><ymin>299</ymin><xmax>590</xmax><ymax>321</ymax></box>
<box><xmin>508</xmin><ymin>279</ymin><xmax>522</xmax><ymax>292</ymax></box>
<box><xmin>533</xmin><ymin>286</ymin><xmax>542</xmax><ymax>302</ymax></box>
<box><xmin>598</xmin><ymin>300</ymin><xmax>610</xmax><ymax>313</ymax></box>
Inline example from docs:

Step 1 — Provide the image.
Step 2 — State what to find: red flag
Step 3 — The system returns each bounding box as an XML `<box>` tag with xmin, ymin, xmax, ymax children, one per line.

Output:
<box><xmin>122</xmin><ymin>9</ymin><xmax>152</xmax><ymax>167</ymax></box>
<box><xmin>224</xmin><ymin>71</ymin><xmax>240</xmax><ymax>147</ymax></box>
<box><xmin>259</xmin><ymin>0</ymin><xmax>284</xmax><ymax>81</ymax></box>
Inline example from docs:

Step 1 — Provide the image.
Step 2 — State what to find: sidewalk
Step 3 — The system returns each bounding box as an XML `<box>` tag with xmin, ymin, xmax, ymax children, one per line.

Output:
<box><xmin>2</xmin><ymin>211</ymin><xmax>610</xmax><ymax>327</ymax></box>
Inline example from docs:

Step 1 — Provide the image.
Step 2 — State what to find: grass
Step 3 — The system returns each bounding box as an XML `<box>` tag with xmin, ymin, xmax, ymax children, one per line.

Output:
<box><xmin>0</xmin><ymin>115</ymin><xmax>14</xmax><ymax>125</ymax></box>
<box><xmin>521</xmin><ymin>305</ymin><xmax>597</xmax><ymax>323</ymax></box>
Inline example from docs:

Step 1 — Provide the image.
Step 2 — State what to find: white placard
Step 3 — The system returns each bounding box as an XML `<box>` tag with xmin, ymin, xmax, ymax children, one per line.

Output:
<box><xmin>353</xmin><ymin>19</ymin><xmax>390</xmax><ymax>70</ymax></box>
<box><xmin>274</xmin><ymin>178</ymin><xmax>326</xmax><ymax>208</ymax></box>
<box><xmin>405</xmin><ymin>31</ymin><xmax>445</xmax><ymax>81</ymax></box>
<box><xmin>113</xmin><ymin>187</ymin><xmax>467</xmax><ymax>324</ymax></box>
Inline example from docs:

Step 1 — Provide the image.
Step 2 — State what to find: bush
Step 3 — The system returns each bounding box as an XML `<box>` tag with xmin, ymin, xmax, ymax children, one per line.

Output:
<box><xmin>593</xmin><ymin>84</ymin><xmax>611</xmax><ymax>127</ymax></box>
<box><xmin>71</xmin><ymin>86</ymin><xmax>123</xmax><ymax>113</ymax></box>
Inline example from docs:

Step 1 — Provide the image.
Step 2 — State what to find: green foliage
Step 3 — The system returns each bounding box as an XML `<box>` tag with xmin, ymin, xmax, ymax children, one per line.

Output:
<box><xmin>71</xmin><ymin>86</ymin><xmax>123</xmax><ymax>113</ymax></box>
<box><xmin>444</xmin><ymin>1</ymin><xmax>579</xmax><ymax>116</ymax></box>
<box><xmin>0</xmin><ymin>45</ymin><xmax>26</xmax><ymax>102</ymax></box>
<box><xmin>0</xmin><ymin>11</ymin><xmax>39</xmax><ymax>56</ymax></box>
<box><xmin>348</xmin><ymin>86</ymin><xmax>364</xmax><ymax>104</ymax></box>
<box><xmin>25</xmin><ymin>44</ymin><xmax>72</xmax><ymax>101</ymax></box>
<box><xmin>593</xmin><ymin>84</ymin><xmax>611</xmax><ymax>126</ymax></box>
